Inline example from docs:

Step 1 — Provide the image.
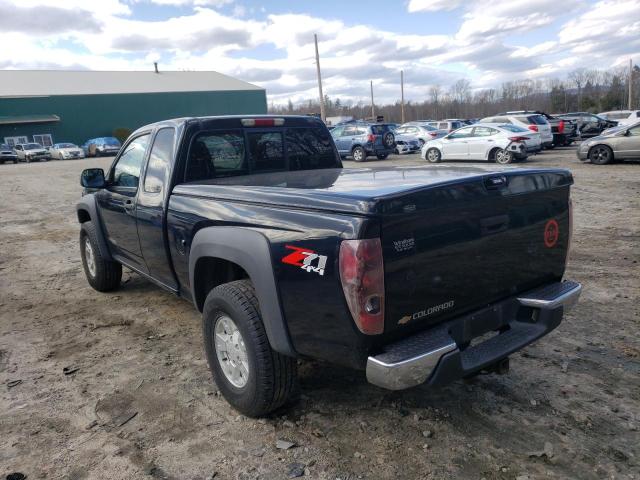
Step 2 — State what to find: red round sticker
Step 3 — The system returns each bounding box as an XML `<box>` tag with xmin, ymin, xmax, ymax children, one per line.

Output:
<box><xmin>544</xmin><ymin>219</ymin><xmax>559</xmax><ymax>248</ymax></box>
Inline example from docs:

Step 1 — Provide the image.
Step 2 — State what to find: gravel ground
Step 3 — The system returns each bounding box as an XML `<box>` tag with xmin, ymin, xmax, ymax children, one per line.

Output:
<box><xmin>0</xmin><ymin>146</ymin><xmax>638</xmax><ymax>480</ymax></box>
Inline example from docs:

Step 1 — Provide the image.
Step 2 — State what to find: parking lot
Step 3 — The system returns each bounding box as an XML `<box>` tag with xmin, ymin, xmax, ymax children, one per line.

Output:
<box><xmin>0</xmin><ymin>146</ymin><xmax>638</xmax><ymax>479</ymax></box>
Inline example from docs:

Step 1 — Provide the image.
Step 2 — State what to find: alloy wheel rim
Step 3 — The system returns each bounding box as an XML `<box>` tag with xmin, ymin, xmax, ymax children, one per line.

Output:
<box><xmin>354</xmin><ymin>149</ymin><xmax>363</xmax><ymax>161</ymax></box>
<box><xmin>593</xmin><ymin>147</ymin><xmax>608</xmax><ymax>162</ymax></box>
<box><xmin>428</xmin><ymin>150</ymin><xmax>439</xmax><ymax>162</ymax></box>
<box><xmin>84</xmin><ymin>237</ymin><xmax>96</xmax><ymax>277</ymax></box>
<box><xmin>497</xmin><ymin>150</ymin><xmax>510</xmax><ymax>164</ymax></box>
<box><xmin>214</xmin><ymin>315</ymin><xmax>249</xmax><ymax>388</ymax></box>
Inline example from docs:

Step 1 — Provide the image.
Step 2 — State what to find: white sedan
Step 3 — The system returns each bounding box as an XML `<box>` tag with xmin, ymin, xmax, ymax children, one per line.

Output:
<box><xmin>49</xmin><ymin>142</ymin><xmax>85</xmax><ymax>160</ymax></box>
<box><xmin>421</xmin><ymin>124</ymin><xmax>530</xmax><ymax>164</ymax></box>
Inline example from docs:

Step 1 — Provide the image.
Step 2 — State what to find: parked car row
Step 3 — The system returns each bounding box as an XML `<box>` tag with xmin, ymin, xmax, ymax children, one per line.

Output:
<box><xmin>0</xmin><ymin>136</ymin><xmax>122</xmax><ymax>164</ymax></box>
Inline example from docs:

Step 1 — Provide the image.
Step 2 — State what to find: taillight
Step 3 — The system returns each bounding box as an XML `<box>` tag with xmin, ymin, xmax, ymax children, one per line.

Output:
<box><xmin>241</xmin><ymin>118</ymin><xmax>285</xmax><ymax>127</ymax></box>
<box><xmin>527</xmin><ymin>125</ymin><xmax>539</xmax><ymax>132</ymax></box>
<box><xmin>558</xmin><ymin>120</ymin><xmax>565</xmax><ymax>134</ymax></box>
<box><xmin>429</xmin><ymin>132</ymin><xmax>437</xmax><ymax>137</ymax></box>
<box><xmin>508</xmin><ymin>136</ymin><xmax>530</xmax><ymax>142</ymax></box>
<box><xmin>367</xmin><ymin>134</ymin><xmax>376</xmax><ymax>143</ymax></box>
<box><xmin>339</xmin><ymin>238</ymin><xmax>385</xmax><ymax>335</ymax></box>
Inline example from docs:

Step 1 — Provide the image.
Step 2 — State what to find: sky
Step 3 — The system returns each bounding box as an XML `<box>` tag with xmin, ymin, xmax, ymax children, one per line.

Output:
<box><xmin>1</xmin><ymin>0</ymin><xmax>639</xmax><ymax>105</ymax></box>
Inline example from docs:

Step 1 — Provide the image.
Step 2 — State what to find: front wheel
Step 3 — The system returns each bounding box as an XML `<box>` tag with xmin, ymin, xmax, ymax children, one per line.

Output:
<box><xmin>426</xmin><ymin>148</ymin><xmax>441</xmax><ymax>163</ymax></box>
<box><xmin>589</xmin><ymin>145</ymin><xmax>613</xmax><ymax>165</ymax></box>
<box><xmin>352</xmin><ymin>146</ymin><xmax>366</xmax><ymax>162</ymax></box>
<box><xmin>80</xmin><ymin>221</ymin><xmax>122</xmax><ymax>292</ymax></box>
<box><xmin>495</xmin><ymin>148</ymin><xmax>513</xmax><ymax>164</ymax></box>
<box><xmin>203</xmin><ymin>280</ymin><xmax>298</xmax><ymax>417</ymax></box>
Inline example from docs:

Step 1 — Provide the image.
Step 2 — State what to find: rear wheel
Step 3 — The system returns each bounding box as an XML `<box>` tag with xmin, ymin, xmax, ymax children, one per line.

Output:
<box><xmin>352</xmin><ymin>146</ymin><xmax>366</xmax><ymax>162</ymax></box>
<box><xmin>426</xmin><ymin>148</ymin><xmax>441</xmax><ymax>163</ymax></box>
<box><xmin>589</xmin><ymin>145</ymin><xmax>613</xmax><ymax>165</ymax></box>
<box><xmin>80</xmin><ymin>221</ymin><xmax>122</xmax><ymax>292</ymax></box>
<box><xmin>203</xmin><ymin>280</ymin><xmax>298</xmax><ymax>417</ymax></box>
<box><xmin>495</xmin><ymin>148</ymin><xmax>513</xmax><ymax>164</ymax></box>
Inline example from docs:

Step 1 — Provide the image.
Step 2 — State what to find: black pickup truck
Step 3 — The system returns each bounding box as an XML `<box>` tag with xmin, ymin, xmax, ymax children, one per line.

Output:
<box><xmin>77</xmin><ymin>115</ymin><xmax>581</xmax><ymax>416</ymax></box>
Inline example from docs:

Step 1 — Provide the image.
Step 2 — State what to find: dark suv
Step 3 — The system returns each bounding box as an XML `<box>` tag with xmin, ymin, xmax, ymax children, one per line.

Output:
<box><xmin>556</xmin><ymin>112</ymin><xmax>617</xmax><ymax>138</ymax></box>
<box><xmin>330</xmin><ymin>123</ymin><xmax>396</xmax><ymax>161</ymax></box>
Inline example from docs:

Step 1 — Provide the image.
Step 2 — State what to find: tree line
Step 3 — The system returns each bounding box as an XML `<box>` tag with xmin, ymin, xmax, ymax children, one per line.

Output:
<box><xmin>269</xmin><ymin>66</ymin><xmax>639</xmax><ymax>122</ymax></box>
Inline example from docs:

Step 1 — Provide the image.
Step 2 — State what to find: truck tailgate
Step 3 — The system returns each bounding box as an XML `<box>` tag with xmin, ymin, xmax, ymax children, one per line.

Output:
<box><xmin>381</xmin><ymin>170</ymin><xmax>572</xmax><ymax>334</ymax></box>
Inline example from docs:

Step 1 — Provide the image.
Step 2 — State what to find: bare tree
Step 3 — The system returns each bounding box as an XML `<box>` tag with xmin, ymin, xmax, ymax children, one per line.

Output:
<box><xmin>568</xmin><ymin>68</ymin><xmax>588</xmax><ymax>110</ymax></box>
<box><xmin>429</xmin><ymin>85</ymin><xmax>441</xmax><ymax>119</ymax></box>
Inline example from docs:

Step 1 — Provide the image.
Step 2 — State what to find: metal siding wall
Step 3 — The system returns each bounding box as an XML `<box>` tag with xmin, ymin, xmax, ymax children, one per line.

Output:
<box><xmin>0</xmin><ymin>89</ymin><xmax>267</xmax><ymax>145</ymax></box>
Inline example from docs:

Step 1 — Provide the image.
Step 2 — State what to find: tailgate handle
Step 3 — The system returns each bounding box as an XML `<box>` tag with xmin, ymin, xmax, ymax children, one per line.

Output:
<box><xmin>480</xmin><ymin>214</ymin><xmax>509</xmax><ymax>235</ymax></box>
<box><xmin>484</xmin><ymin>175</ymin><xmax>508</xmax><ymax>190</ymax></box>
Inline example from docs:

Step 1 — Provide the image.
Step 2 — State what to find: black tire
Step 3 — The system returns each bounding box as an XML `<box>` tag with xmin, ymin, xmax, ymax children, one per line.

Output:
<box><xmin>80</xmin><ymin>221</ymin><xmax>122</xmax><ymax>292</ymax></box>
<box><xmin>589</xmin><ymin>145</ymin><xmax>613</xmax><ymax>165</ymax></box>
<box><xmin>203</xmin><ymin>280</ymin><xmax>298</xmax><ymax>417</ymax></box>
<box><xmin>382</xmin><ymin>132</ymin><xmax>395</xmax><ymax>148</ymax></box>
<box><xmin>545</xmin><ymin>144</ymin><xmax>555</xmax><ymax>150</ymax></box>
<box><xmin>376</xmin><ymin>153</ymin><xmax>389</xmax><ymax>160</ymax></box>
<box><xmin>425</xmin><ymin>147</ymin><xmax>441</xmax><ymax>163</ymax></box>
<box><xmin>352</xmin><ymin>146</ymin><xmax>366</xmax><ymax>162</ymax></box>
<box><xmin>495</xmin><ymin>148</ymin><xmax>514</xmax><ymax>164</ymax></box>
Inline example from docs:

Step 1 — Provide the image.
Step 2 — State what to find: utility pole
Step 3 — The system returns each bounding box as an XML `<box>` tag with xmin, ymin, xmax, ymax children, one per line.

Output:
<box><xmin>314</xmin><ymin>34</ymin><xmax>326</xmax><ymax>122</ymax></box>
<box><xmin>370</xmin><ymin>81</ymin><xmax>375</xmax><ymax>119</ymax></box>
<box><xmin>629</xmin><ymin>58</ymin><xmax>633</xmax><ymax>110</ymax></box>
<box><xmin>400</xmin><ymin>70</ymin><xmax>405</xmax><ymax>124</ymax></box>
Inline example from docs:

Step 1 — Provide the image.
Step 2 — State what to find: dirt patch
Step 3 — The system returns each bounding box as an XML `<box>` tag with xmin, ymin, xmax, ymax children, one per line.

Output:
<box><xmin>1</xmin><ymin>150</ymin><xmax>638</xmax><ymax>479</ymax></box>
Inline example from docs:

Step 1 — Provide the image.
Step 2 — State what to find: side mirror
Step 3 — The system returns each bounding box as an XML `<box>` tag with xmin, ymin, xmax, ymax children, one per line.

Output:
<box><xmin>81</xmin><ymin>168</ymin><xmax>106</xmax><ymax>188</ymax></box>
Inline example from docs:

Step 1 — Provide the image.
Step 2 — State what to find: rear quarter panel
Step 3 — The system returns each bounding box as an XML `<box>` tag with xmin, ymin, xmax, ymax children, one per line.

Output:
<box><xmin>167</xmin><ymin>194</ymin><xmax>380</xmax><ymax>368</ymax></box>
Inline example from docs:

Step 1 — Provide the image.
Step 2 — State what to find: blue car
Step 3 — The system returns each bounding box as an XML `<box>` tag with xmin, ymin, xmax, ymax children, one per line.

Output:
<box><xmin>82</xmin><ymin>137</ymin><xmax>122</xmax><ymax>157</ymax></box>
<box><xmin>330</xmin><ymin>123</ymin><xmax>396</xmax><ymax>161</ymax></box>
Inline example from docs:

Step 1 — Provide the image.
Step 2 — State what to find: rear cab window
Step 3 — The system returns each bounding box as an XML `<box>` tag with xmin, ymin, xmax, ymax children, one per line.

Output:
<box><xmin>185</xmin><ymin>126</ymin><xmax>339</xmax><ymax>182</ymax></box>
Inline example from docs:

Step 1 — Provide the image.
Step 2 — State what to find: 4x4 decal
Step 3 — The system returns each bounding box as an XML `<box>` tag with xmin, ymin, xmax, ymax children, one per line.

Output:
<box><xmin>282</xmin><ymin>245</ymin><xmax>327</xmax><ymax>276</ymax></box>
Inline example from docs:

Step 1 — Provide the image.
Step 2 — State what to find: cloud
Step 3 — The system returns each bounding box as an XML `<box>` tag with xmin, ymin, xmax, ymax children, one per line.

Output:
<box><xmin>456</xmin><ymin>0</ymin><xmax>581</xmax><ymax>41</ymax></box>
<box><xmin>131</xmin><ymin>0</ymin><xmax>233</xmax><ymax>6</ymax></box>
<box><xmin>0</xmin><ymin>0</ymin><xmax>639</xmax><ymax>106</ymax></box>
<box><xmin>0</xmin><ymin>0</ymin><xmax>101</xmax><ymax>33</ymax></box>
<box><xmin>407</xmin><ymin>0</ymin><xmax>464</xmax><ymax>12</ymax></box>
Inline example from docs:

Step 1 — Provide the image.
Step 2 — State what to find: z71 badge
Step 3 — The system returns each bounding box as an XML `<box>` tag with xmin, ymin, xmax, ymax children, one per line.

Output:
<box><xmin>282</xmin><ymin>245</ymin><xmax>328</xmax><ymax>276</ymax></box>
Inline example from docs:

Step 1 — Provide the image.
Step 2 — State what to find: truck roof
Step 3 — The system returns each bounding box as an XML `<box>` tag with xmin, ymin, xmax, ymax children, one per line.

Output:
<box><xmin>131</xmin><ymin>115</ymin><xmax>325</xmax><ymax>136</ymax></box>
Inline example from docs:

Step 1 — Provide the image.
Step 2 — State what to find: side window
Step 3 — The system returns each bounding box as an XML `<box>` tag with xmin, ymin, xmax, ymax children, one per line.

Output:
<box><xmin>473</xmin><ymin>127</ymin><xmax>496</xmax><ymax>137</ymax></box>
<box><xmin>112</xmin><ymin>134</ymin><xmax>149</xmax><ymax>188</ymax></box>
<box><xmin>356</xmin><ymin>127</ymin><xmax>368</xmax><ymax>135</ymax></box>
<box><xmin>395</xmin><ymin>127</ymin><xmax>407</xmax><ymax>134</ymax></box>
<box><xmin>342</xmin><ymin>126</ymin><xmax>357</xmax><ymax>136</ymax></box>
<box><xmin>144</xmin><ymin>128</ymin><xmax>175</xmax><ymax>194</ymax></box>
<box><xmin>627</xmin><ymin>125</ymin><xmax>640</xmax><ymax>136</ymax></box>
<box><xmin>331</xmin><ymin>127</ymin><xmax>343</xmax><ymax>137</ymax></box>
<box><xmin>247</xmin><ymin>131</ymin><xmax>285</xmax><ymax>173</ymax></box>
<box><xmin>186</xmin><ymin>131</ymin><xmax>246</xmax><ymax>181</ymax></box>
<box><xmin>448</xmin><ymin>127</ymin><xmax>474</xmax><ymax>139</ymax></box>
<box><xmin>438</xmin><ymin>122</ymin><xmax>448</xmax><ymax>129</ymax></box>
<box><xmin>406</xmin><ymin>127</ymin><xmax>418</xmax><ymax>134</ymax></box>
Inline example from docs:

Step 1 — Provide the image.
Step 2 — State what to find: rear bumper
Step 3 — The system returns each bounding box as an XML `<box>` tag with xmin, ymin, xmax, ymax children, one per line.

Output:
<box><xmin>366</xmin><ymin>280</ymin><xmax>581</xmax><ymax>390</ymax></box>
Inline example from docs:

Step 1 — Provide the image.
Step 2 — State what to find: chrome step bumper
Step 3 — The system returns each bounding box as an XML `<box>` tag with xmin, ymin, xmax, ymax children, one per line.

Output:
<box><xmin>366</xmin><ymin>280</ymin><xmax>581</xmax><ymax>390</ymax></box>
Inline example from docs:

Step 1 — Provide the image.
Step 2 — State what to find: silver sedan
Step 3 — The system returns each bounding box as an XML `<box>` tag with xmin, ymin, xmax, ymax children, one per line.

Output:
<box><xmin>577</xmin><ymin>122</ymin><xmax>640</xmax><ymax>164</ymax></box>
